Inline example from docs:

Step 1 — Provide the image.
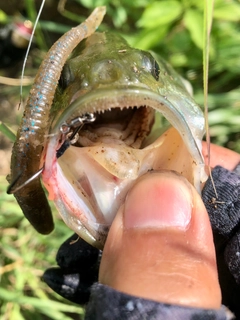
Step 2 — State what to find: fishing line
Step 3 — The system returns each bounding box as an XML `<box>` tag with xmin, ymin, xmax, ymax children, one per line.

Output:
<box><xmin>203</xmin><ymin>0</ymin><xmax>218</xmax><ymax>198</ymax></box>
<box><xmin>19</xmin><ymin>0</ymin><xmax>46</xmax><ymax>108</ymax></box>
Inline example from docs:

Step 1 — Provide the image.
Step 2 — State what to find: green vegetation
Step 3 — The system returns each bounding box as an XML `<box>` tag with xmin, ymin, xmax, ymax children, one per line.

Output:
<box><xmin>0</xmin><ymin>0</ymin><xmax>239</xmax><ymax>319</ymax></box>
<box><xmin>0</xmin><ymin>176</ymin><xmax>83</xmax><ymax>319</ymax></box>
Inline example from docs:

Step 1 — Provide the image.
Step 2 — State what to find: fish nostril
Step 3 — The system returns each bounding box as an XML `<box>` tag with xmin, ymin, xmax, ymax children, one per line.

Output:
<box><xmin>92</xmin><ymin>59</ymin><xmax>123</xmax><ymax>84</ymax></box>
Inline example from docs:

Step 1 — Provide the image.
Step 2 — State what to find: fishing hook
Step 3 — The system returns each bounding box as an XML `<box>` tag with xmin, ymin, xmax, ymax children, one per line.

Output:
<box><xmin>56</xmin><ymin>112</ymin><xmax>96</xmax><ymax>158</ymax></box>
<box><xmin>7</xmin><ymin>167</ymin><xmax>44</xmax><ymax>194</ymax></box>
<box><xmin>7</xmin><ymin>112</ymin><xmax>96</xmax><ymax>194</ymax></box>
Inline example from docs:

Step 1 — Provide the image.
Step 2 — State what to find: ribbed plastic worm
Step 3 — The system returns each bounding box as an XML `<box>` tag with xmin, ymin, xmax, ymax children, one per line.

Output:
<box><xmin>7</xmin><ymin>7</ymin><xmax>106</xmax><ymax>234</ymax></box>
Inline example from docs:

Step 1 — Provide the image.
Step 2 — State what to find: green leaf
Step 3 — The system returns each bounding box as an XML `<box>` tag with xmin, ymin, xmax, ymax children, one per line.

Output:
<box><xmin>137</xmin><ymin>1</ymin><xmax>182</xmax><ymax>28</ymax></box>
<box><xmin>0</xmin><ymin>9</ymin><xmax>8</xmax><ymax>23</ymax></box>
<box><xmin>133</xmin><ymin>25</ymin><xmax>169</xmax><ymax>50</ymax></box>
<box><xmin>112</xmin><ymin>6</ymin><xmax>127</xmax><ymax>27</ymax></box>
<box><xmin>78</xmin><ymin>0</ymin><xmax>108</xmax><ymax>9</ymax></box>
<box><xmin>214</xmin><ymin>2</ymin><xmax>240</xmax><ymax>21</ymax></box>
<box><xmin>37</xmin><ymin>21</ymin><xmax>71</xmax><ymax>34</ymax></box>
<box><xmin>169</xmin><ymin>53</ymin><xmax>188</xmax><ymax>67</ymax></box>
<box><xmin>184</xmin><ymin>9</ymin><xmax>203</xmax><ymax>49</ymax></box>
<box><xmin>0</xmin><ymin>10</ymin><xmax>9</xmax><ymax>24</ymax></box>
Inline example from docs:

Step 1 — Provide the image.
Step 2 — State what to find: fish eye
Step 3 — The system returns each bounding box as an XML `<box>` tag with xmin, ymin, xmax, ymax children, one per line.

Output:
<box><xmin>141</xmin><ymin>51</ymin><xmax>160</xmax><ymax>81</ymax></box>
<box><xmin>59</xmin><ymin>64</ymin><xmax>73</xmax><ymax>90</ymax></box>
<box><xmin>152</xmin><ymin>59</ymin><xmax>160</xmax><ymax>81</ymax></box>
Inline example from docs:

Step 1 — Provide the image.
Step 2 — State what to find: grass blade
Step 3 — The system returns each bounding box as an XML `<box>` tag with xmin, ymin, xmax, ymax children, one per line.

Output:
<box><xmin>0</xmin><ymin>121</ymin><xmax>16</xmax><ymax>142</ymax></box>
<box><xmin>203</xmin><ymin>0</ymin><xmax>218</xmax><ymax>197</ymax></box>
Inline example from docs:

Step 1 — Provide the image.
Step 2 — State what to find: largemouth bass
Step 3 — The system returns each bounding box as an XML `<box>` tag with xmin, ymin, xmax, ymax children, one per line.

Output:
<box><xmin>8</xmin><ymin>7</ymin><xmax>207</xmax><ymax>249</ymax></box>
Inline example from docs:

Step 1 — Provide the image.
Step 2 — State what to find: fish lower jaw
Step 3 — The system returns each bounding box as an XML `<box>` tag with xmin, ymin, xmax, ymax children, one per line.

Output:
<box><xmin>42</xmin><ymin>126</ymin><xmax>202</xmax><ymax>249</ymax></box>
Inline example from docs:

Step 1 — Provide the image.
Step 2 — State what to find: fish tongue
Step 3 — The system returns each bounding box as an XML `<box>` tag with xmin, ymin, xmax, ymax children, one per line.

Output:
<box><xmin>80</xmin><ymin>126</ymin><xmax>195</xmax><ymax>184</ymax></box>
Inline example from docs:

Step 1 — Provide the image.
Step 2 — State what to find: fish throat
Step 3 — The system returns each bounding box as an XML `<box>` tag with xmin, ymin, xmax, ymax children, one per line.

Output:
<box><xmin>69</xmin><ymin>106</ymin><xmax>154</xmax><ymax>149</ymax></box>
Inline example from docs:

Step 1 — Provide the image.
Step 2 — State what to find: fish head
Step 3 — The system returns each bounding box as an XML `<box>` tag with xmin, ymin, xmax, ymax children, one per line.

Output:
<box><xmin>42</xmin><ymin>32</ymin><xmax>207</xmax><ymax>249</ymax></box>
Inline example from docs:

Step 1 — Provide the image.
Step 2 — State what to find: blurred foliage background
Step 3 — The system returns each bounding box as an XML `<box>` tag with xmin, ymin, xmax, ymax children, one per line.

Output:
<box><xmin>0</xmin><ymin>0</ymin><xmax>239</xmax><ymax>319</ymax></box>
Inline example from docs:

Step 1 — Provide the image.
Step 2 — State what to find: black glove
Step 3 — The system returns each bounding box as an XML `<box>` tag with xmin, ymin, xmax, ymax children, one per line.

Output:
<box><xmin>42</xmin><ymin>233</ymin><xmax>100</xmax><ymax>304</ymax></box>
<box><xmin>202</xmin><ymin>165</ymin><xmax>240</xmax><ymax>318</ymax></box>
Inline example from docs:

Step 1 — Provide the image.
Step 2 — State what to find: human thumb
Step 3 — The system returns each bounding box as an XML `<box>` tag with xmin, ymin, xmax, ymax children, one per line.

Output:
<box><xmin>99</xmin><ymin>171</ymin><xmax>221</xmax><ymax>309</ymax></box>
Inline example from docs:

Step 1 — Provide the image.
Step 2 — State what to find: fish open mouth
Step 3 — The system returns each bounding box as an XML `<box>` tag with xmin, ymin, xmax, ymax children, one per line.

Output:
<box><xmin>42</xmin><ymin>87</ymin><xmax>206</xmax><ymax>249</ymax></box>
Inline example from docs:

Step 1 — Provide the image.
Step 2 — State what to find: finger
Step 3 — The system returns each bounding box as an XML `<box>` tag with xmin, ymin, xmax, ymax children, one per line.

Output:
<box><xmin>202</xmin><ymin>142</ymin><xmax>240</xmax><ymax>171</ymax></box>
<box><xmin>99</xmin><ymin>171</ymin><xmax>221</xmax><ymax>309</ymax></box>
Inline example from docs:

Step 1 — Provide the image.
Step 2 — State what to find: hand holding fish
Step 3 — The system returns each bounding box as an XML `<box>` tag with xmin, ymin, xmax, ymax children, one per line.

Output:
<box><xmin>43</xmin><ymin>145</ymin><xmax>239</xmax><ymax>319</ymax></box>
